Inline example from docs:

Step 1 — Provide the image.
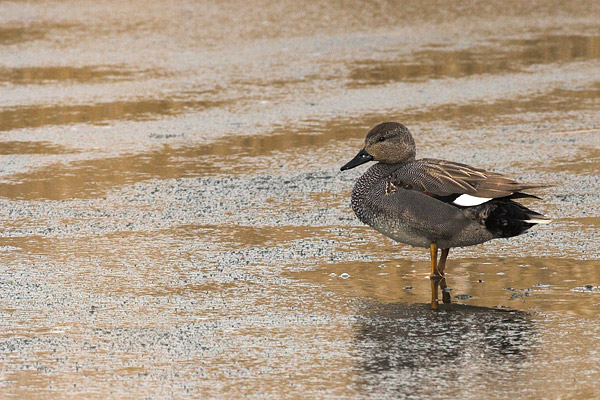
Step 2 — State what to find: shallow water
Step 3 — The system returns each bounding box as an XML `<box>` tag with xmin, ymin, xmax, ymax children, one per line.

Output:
<box><xmin>1</xmin><ymin>1</ymin><xmax>599</xmax><ymax>399</ymax></box>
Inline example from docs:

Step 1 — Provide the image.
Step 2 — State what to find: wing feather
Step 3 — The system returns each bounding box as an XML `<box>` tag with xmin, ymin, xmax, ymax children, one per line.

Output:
<box><xmin>390</xmin><ymin>158</ymin><xmax>545</xmax><ymax>201</ymax></box>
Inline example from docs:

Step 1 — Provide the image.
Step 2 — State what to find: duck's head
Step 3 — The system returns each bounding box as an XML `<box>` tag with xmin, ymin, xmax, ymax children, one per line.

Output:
<box><xmin>340</xmin><ymin>122</ymin><xmax>416</xmax><ymax>171</ymax></box>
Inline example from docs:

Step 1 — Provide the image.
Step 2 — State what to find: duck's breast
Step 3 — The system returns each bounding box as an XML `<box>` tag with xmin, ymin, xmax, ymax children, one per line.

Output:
<box><xmin>352</xmin><ymin>177</ymin><xmax>484</xmax><ymax>248</ymax></box>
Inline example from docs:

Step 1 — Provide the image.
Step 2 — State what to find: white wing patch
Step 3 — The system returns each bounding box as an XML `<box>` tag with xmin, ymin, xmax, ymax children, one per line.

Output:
<box><xmin>452</xmin><ymin>194</ymin><xmax>493</xmax><ymax>206</ymax></box>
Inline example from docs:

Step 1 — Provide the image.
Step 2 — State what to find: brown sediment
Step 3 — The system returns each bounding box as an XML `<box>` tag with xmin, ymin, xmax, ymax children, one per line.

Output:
<box><xmin>0</xmin><ymin>224</ymin><xmax>333</xmax><ymax>264</ymax></box>
<box><xmin>0</xmin><ymin>98</ymin><xmax>222</xmax><ymax>132</ymax></box>
<box><xmin>398</xmin><ymin>84</ymin><xmax>600</xmax><ymax>131</ymax></box>
<box><xmin>0</xmin><ymin>141</ymin><xmax>74</xmax><ymax>155</ymax></box>
<box><xmin>348</xmin><ymin>34</ymin><xmax>600</xmax><ymax>87</ymax></box>
<box><xmin>0</xmin><ymin>23</ymin><xmax>77</xmax><ymax>45</ymax></box>
<box><xmin>559</xmin><ymin>216</ymin><xmax>600</xmax><ymax>230</ymax></box>
<box><xmin>0</xmin><ymin>65</ymin><xmax>164</xmax><ymax>85</ymax></box>
<box><xmin>542</xmin><ymin>148</ymin><xmax>600</xmax><ymax>174</ymax></box>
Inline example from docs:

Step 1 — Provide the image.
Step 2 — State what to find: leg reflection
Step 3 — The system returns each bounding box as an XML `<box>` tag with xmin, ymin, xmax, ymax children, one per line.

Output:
<box><xmin>438</xmin><ymin>248</ymin><xmax>451</xmax><ymax>304</ymax></box>
<box><xmin>430</xmin><ymin>276</ymin><xmax>440</xmax><ymax>310</ymax></box>
<box><xmin>440</xmin><ymin>277</ymin><xmax>451</xmax><ymax>304</ymax></box>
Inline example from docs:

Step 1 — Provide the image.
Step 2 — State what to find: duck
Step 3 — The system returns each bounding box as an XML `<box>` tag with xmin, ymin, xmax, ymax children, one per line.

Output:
<box><xmin>340</xmin><ymin>122</ymin><xmax>550</xmax><ymax>309</ymax></box>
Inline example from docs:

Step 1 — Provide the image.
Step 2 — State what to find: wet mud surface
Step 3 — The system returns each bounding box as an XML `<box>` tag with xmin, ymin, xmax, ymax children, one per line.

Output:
<box><xmin>1</xmin><ymin>1</ymin><xmax>599</xmax><ymax>398</ymax></box>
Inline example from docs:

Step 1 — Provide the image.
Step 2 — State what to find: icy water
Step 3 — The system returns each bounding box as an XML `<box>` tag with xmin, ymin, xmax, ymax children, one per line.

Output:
<box><xmin>1</xmin><ymin>1</ymin><xmax>599</xmax><ymax>398</ymax></box>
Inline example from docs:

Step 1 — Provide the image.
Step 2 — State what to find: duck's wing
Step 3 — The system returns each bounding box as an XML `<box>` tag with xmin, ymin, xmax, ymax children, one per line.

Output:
<box><xmin>388</xmin><ymin>158</ymin><xmax>544</xmax><ymax>206</ymax></box>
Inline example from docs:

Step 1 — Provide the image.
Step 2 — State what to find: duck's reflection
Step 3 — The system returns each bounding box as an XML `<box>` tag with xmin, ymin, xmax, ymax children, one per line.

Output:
<box><xmin>353</xmin><ymin>303</ymin><xmax>536</xmax><ymax>396</ymax></box>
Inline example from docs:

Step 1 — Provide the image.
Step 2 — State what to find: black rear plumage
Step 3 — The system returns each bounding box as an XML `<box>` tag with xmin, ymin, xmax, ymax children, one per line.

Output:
<box><xmin>476</xmin><ymin>201</ymin><xmax>546</xmax><ymax>238</ymax></box>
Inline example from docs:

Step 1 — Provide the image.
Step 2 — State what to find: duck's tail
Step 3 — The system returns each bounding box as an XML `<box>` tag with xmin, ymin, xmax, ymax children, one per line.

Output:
<box><xmin>481</xmin><ymin>201</ymin><xmax>551</xmax><ymax>238</ymax></box>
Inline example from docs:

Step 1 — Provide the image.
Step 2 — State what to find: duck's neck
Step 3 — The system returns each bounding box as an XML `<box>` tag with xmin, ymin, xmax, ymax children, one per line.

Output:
<box><xmin>351</xmin><ymin>162</ymin><xmax>404</xmax><ymax>220</ymax></box>
<box><xmin>355</xmin><ymin>162</ymin><xmax>403</xmax><ymax>190</ymax></box>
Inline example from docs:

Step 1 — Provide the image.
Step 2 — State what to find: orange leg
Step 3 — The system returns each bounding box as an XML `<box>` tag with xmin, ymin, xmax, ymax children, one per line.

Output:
<box><xmin>429</xmin><ymin>243</ymin><xmax>441</xmax><ymax>310</ymax></box>
<box><xmin>429</xmin><ymin>242</ymin><xmax>439</xmax><ymax>277</ymax></box>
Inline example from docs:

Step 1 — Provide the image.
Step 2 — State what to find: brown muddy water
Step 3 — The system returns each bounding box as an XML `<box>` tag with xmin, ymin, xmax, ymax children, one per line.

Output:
<box><xmin>1</xmin><ymin>1</ymin><xmax>600</xmax><ymax>399</ymax></box>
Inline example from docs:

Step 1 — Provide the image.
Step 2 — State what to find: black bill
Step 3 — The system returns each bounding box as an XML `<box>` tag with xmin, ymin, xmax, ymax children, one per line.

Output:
<box><xmin>340</xmin><ymin>149</ymin><xmax>374</xmax><ymax>171</ymax></box>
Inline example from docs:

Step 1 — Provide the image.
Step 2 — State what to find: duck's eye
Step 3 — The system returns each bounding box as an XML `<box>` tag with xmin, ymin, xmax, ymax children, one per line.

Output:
<box><xmin>378</xmin><ymin>137</ymin><xmax>386</xmax><ymax>142</ymax></box>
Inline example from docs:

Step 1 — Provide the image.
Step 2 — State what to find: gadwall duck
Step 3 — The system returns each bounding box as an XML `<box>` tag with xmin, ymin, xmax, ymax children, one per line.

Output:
<box><xmin>341</xmin><ymin>122</ymin><xmax>550</xmax><ymax>309</ymax></box>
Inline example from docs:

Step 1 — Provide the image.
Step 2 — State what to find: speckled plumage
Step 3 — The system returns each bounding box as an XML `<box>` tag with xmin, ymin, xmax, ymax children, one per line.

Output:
<box><xmin>351</xmin><ymin>162</ymin><xmax>497</xmax><ymax>248</ymax></box>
